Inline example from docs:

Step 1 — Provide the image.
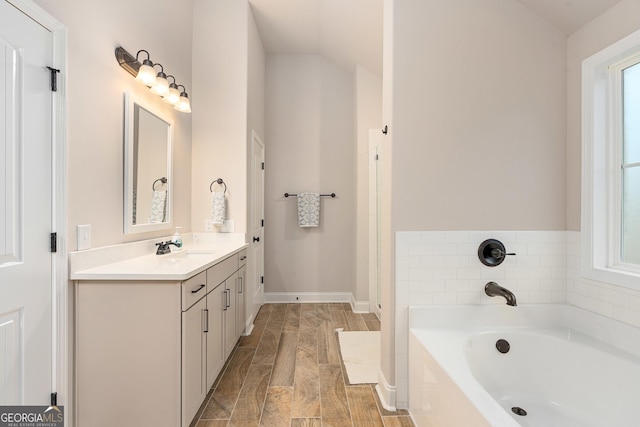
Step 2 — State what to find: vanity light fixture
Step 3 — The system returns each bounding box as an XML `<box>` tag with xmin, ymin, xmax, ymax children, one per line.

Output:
<box><xmin>115</xmin><ymin>46</ymin><xmax>191</xmax><ymax>113</ymax></box>
<box><xmin>174</xmin><ymin>85</ymin><xmax>192</xmax><ymax>113</ymax></box>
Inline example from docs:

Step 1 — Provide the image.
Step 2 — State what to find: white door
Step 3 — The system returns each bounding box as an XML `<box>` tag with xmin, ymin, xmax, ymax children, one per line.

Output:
<box><xmin>0</xmin><ymin>0</ymin><xmax>54</xmax><ymax>405</ymax></box>
<box><xmin>249</xmin><ymin>130</ymin><xmax>264</xmax><ymax>321</ymax></box>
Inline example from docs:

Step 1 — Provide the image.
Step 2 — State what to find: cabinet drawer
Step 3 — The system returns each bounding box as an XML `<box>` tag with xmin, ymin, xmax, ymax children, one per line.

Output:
<box><xmin>182</xmin><ymin>271</ymin><xmax>207</xmax><ymax>311</ymax></box>
<box><xmin>238</xmin><ymin>249</ymin><xmax>248</xmax><ymax>268</ymax></box>
<box><xmin>206</xmin><ymin>254</ymin><xmax>238</xmax><ymax>291</ymax></box>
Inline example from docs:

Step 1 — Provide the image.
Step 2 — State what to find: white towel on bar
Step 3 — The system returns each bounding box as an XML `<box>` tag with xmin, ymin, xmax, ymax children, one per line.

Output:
<box><xmin>148</xmin><ymin>190</ymin><xmax>167</xmax><ymax>223</ymax></box>
<box><xmin>211</xmin><ymin>191</ymin><xmax>226</xmax><ymax>225</ymax></box>
<box><xmin>298</xmin><ymin>192</ymin><xmax>320</xmax><ymax>227</ymax></box>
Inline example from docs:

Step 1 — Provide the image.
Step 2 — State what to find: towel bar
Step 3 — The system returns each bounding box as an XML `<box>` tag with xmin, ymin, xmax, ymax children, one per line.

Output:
<box><xmin>284</xmin><ymin>193</ymin><xmax>336</xmax><ymax>198</ymax></box>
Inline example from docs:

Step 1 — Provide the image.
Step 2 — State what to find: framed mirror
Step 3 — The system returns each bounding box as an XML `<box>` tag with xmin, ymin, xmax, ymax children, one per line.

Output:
<box><xmin>123</xmin><ymin>91</ymin><xmax>173</xmax><ymax>234</ymax></box>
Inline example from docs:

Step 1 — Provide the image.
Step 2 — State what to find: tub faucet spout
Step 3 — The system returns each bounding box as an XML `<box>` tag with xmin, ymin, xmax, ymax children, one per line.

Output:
<box><xmin>485</xmin><ymin>282</ymin><xmax>517</xmax><ymax>306</ymax></box>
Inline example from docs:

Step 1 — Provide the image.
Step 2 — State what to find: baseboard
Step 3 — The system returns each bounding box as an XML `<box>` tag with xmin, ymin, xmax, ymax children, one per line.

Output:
<box><xmin>244</xmin><ymin>313</ymin><xmax>255</xmax><ymax>336</ymax></box>
<box><xmin>375</xmin><ymin>369</ymin><xmax>397</xmax><ymax>412</ymax></box>
<box><xmin>264</xmin><ymin>292</ymin><xmax>353</xmax><ymax>303</ymax></box>
<box><xmin>349</xmin><ymin>295</ymin><xmax>370</xmax><ymax>313</ymax></box>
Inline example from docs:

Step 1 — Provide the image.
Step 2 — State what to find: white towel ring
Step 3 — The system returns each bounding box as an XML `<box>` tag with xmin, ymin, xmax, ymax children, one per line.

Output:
<box><xmin>209</xmin><ymin>178</ymin><xmax>227</xmax><ymax>193</ymax></box>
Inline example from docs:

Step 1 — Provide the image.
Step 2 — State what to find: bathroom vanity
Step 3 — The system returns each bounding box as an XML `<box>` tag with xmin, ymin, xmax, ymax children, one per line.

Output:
<box><xmin>71</xmin><ymin>241</ymin><xmax>248</xmax><ymax>427</ymax></box>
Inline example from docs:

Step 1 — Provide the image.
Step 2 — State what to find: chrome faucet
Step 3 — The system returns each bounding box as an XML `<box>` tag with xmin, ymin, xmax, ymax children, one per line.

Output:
<box><xmin>485</xmin><ymin>282</ymin><xmax>517</xmax><ymax>306</ymax></box>
<box><xmin>155</xmin><ymin>241</ymin><xmax>179</xmax><ymax>255</ymax></box>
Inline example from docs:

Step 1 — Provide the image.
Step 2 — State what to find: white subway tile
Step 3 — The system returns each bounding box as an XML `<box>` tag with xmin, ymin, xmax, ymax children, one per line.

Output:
<box><xmin>432</xmin><ymin>293</ymin><xmax>457</xmax><ymax>304</ymax></box>
<box><xmin>444</xmin><ymin>280</ymin><xmax>470</xmax><ymax>292</ymax></box>
<box><xmin>420</xmin><ymin>231</ymin><xmax>446</xmax><ymax>243</ymax></box>
<box><xmin>445</xmin><ymin>231</ymin><xmax>470</xmax><ymax>243</ymax></box>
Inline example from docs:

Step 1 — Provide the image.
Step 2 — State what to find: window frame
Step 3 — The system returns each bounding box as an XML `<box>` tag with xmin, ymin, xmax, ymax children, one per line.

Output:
<box><xmin>582</xmin><ymin>28</ymin><xmax>640</xmax><ymax>290</ymax></box>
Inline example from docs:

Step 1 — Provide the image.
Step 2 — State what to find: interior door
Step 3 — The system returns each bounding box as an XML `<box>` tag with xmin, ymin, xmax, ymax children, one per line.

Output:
<box><xmin>0</xmin><ymin>0</ymin><xmax>54</xmax><ymax>405</ymax></box>
<box><xmin>250</xmin><ymin>130</ymin><xmax>264</xmax><ymax>321</ymax></box>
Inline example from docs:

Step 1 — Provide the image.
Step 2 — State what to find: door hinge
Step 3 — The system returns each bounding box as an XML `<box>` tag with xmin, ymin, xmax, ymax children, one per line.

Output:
<box><xmin>50</xmin><ymin>232</ymin><xmax>57</xmax><ymax>253</ymax></box>
<box><xmin>261</xmin><ymin>162</ymin><xmax>264</xmax><ymax>170</ymax></box>
<box><xmin>375</xmin><ymin>154</ymin><xmax>379</xmax><ymax>160</ymax></box>
<box><xmin>261</xmin><ymin>219</ymin><xmax>264</xmax><ymax>227</ymax></box>
<box><xmin>261</xmin><ymin>276</ymin><xmax>264</xmax><ymax>284</ymax></box>
<box><xmin>51</xmin><ymin>392</ymin><xmax>57</xmax><ymax>406</ymax></box>
<box><xmin>46</xmin><ymin>66</ymin><xmax>60</xmax><ymax>92</ymax></box>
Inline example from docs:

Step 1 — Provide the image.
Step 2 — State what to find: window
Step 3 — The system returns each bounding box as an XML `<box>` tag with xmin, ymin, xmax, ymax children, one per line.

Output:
<box><xmin>583</xmin><ymin>29</ymin><xmax>640</xmax><ymax>290</ymax></box>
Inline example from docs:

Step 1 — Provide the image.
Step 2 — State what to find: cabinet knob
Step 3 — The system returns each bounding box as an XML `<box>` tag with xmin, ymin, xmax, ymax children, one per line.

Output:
<box><xmin>253</xmin><ymin>236</ymin><xmax>260</xmax><ymax>242</ymax></box>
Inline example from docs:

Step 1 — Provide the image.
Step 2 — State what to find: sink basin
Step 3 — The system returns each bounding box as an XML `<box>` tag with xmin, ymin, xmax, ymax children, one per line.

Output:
<box><xmin>163</xmin><ymin>249</ymin><xmax>219</xmax><ymax>260</ymax></box>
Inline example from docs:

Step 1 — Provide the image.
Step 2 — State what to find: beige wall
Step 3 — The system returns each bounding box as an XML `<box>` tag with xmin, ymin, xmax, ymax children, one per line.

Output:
<box><xmin>355</xmin><ymin>66</ymin><xmax>382</xmax><ymax>302</ymax></box>
<box><xmin>566</xmin><ymin>0</ymin><xmax>640</xmax><ymax>231</ymax></box>
<box><xmin>35</xmin><ymin>0</ymin><xmax>193</xmax><ymax>249</ymax></box>
<box><xmin>264</xmin><ymin>54</ymin><xmax>355</xmax><ymax>294</ymax></box>
<box><xmin>390</xmin><ymin>0</ymin><xmax>567</xmax><ymax>232</ymax></box>
<box><xmin>248</xmin><ymin>10</ymin><xmax>266</xmax><ymax>153</ymax></box>
<box><xmin>192</xmin><ymin>0</ymin><xmax>249</xmax><ymax>235</ymax></box>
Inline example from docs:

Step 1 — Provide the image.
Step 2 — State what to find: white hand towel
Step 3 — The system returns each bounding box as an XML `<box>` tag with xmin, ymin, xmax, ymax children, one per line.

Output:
<box><xmin>297</xmin><ymin>192</ymin><xmax>320</xmax><ymax>227</ymax></box>
<box><xmin>211</xmin><ymin>192</ymin><xmax>226</xmax><ymax>225</ymax></box>
<box><xmin>148</xmin><ymin>190</ymin><xmax>167</xmax><ymax>223</ymax></box>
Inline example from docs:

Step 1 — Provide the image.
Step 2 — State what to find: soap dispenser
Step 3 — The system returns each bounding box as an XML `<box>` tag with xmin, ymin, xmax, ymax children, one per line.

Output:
<box><xmin>172</xmin><ymin>227</ymin><xmax>183</xmax><ymax>248</ymax></box>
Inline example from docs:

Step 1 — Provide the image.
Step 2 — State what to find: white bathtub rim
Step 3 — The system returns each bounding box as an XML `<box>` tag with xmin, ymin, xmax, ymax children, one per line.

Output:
<box><xmin>408</xmin><ymin>304</ymin><xmax>640</xmax><ymax>426</ymax></box>
<box><xmin>409</xmin><ymin>304</ymin><xmax>640</xmax><ymax>359</ymax></box>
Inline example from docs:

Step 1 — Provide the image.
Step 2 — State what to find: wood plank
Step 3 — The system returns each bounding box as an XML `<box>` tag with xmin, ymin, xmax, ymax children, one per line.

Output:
<box><xmin>365</xmin><ymin>320</ymin><xmax>381</xmax><ymax>332</ymax></box>
<box><xmin>201</xmin><ymin>347</ymin><xmax>254</xmax><ymax>420</ymax></box>
<box><xmin>344</xmin><ymin>310</ymin><xmax>368</xmax><ymax>331</ymax></box>
<box><xmin>228</xmin><ymin>364</ymin><xmax>272</xmax><ymax>427</ymax></box>
<box><xmin>252</xmin><ymin>324</ymin><xmax>281</xmax><ymax>366</ymax></box>
<box><xmin>300</xmin><ymin>303</ymin><xmax>317</xmax><ymax>313</ymax></box>
<box><xmin>239</xmin><ymin>316</ymin><xmax>267</xmax><ymax>348</ymax></box>
<box><xmin>270</xmin><ymin>332</ymin><xmax>298</xmax><ymax>386</ymax></box>
<box><xmin>329</xmin><ymin>303</ymin><xmax>345</xmax><ymax>311</ymax></box>
<box><xmin>316</xmin><ymin>304</ymin><xmax>331</xmax><ymax>322</ymax></box>
<box><xmin>382</xmin><ymin>416</ymin><xmax>415</xmax><ymax>427</ymax></box>
<box><xmin>319</xmin><ymin>364</ymin><xmax>351</xmax><ymax>423</ymax></box>
<box><xmin>346</xmin><ymin>386</ymin><xmax>384</xmax><ymax>427</ymax></box>
<box><xmin>330</xmin><ymin>310</ymin><xmax>349</xmax><ymax>331</ymax></box>
<box><xmin>317</xmin><ymin>321</ymin><xmax>340</xmax><ymax>365</ymax></box>
<box><xmin>291</xmin><ymin>419</ymin><xmax>321</xmax><ymax>427</ymax></box>
<box><xmin>291</xmin><ymin>362</ymin><xmax>320</xmax><ymax>418</ymax></box>
<box><xmin>260</xmin><ymin>386</ymin><xmax>293</xmax><ymax>427</ymax></box>
<box><xmin>196</xmin><ymin>420</ymin><xmax>230</xmax><ymax>427</ymax></box>
<box><xmin>283</xmin><ymin>303</ymin><xmax>301</xmax><ymax>332</ymax></box>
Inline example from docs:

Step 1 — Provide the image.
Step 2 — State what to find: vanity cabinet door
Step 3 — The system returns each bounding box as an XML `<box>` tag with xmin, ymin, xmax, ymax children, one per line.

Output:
<box><xmin>224</xmin><ymin>272</ymin><xmax>239</xmax><ymax>358</ymax></box>
<box><xmin>236</xmin><ymin>265</ymin><xmax>246</xmax><ymax>338</ymax></box>
<box><xmin>182</xmin><ymin>296</ymin><xmax>207</xmax><ymax>427</ymax></box>
<box><xmin>206</xmin><ymin>282</ymin><xmax>225</xmax><ymax>390</ymax></box>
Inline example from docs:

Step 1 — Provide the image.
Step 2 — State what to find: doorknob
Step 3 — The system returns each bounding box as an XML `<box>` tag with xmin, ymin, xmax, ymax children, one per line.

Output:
<box><xmin>253</xmin><ymin>236</ymin><xmax>260</xmax><ymax>242</ymax></box>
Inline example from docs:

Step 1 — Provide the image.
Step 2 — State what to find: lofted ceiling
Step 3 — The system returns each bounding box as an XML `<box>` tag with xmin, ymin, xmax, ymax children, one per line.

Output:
<box><xmin>248</xmin><ymin>0</ymin><xmax>622</xmax><ymax>78</ymax></box>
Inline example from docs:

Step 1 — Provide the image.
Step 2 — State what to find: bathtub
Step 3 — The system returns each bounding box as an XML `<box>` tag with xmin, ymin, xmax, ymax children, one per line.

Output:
<box><xmin>408</xmin><ymin>304</ymin><xmax>640</xmax><ymax>427</ymax></box>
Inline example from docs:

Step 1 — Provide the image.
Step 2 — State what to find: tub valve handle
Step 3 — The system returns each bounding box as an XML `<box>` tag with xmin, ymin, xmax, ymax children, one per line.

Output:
<box><xmin>491</xmin><ymin>248</ymin><xmax>516</xmax><ymax>258</ymax></box>
<box><xmin>478</xmin><ymin>239</ymin><xmax>515</xmax><ymax>267</ymax></box>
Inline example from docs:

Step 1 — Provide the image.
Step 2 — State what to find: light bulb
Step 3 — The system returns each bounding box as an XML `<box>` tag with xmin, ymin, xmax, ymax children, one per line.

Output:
<box><xmin>135</xmin><ymin>59</ymin><xmax>157</xmax><ymax>87</ymax></box>
<box><xmin>150</xmin><ymin>75</ymin><xmax>169</xmax><ymax>96</ymax></box>
<box><xmin>163</xmin><ymin>84</ymin><xmax>180</xmax><ymax>105</ymax></box>
<box><xmin>174</xmin><ymin>92</ymin><xmax>191</xmax><ymax>113</ymax></box>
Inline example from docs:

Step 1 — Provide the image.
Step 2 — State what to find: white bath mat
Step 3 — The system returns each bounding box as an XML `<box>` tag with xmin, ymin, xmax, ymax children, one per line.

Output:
<box><xmin>338</xmin><ymin>331</ymin><xmax>380</xmax><ymax>384</ymax></box>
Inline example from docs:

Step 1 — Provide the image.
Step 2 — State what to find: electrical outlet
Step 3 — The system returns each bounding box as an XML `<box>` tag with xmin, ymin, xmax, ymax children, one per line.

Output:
<box><xmin>205</xmin><ymin>220</ymin><xmax>213</xmax><ymax>232</ymax></box>
<box><xmin>77</xmin><ymin>224</ymin><xmax>91</xmax><ymax>250</ymax></box>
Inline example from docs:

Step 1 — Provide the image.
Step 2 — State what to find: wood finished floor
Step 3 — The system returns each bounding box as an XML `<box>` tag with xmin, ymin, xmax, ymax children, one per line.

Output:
<box><xmin>192</xmin><ymin>303</ymin><xmax>414</xmax><ymax>427</ymax></box>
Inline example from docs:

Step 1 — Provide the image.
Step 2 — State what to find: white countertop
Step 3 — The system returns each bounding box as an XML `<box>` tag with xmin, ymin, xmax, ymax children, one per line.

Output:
<box><xmin>70</xmin><ymin>243</ymin><xmax>248</xmax><ymax>281</ymax></box>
